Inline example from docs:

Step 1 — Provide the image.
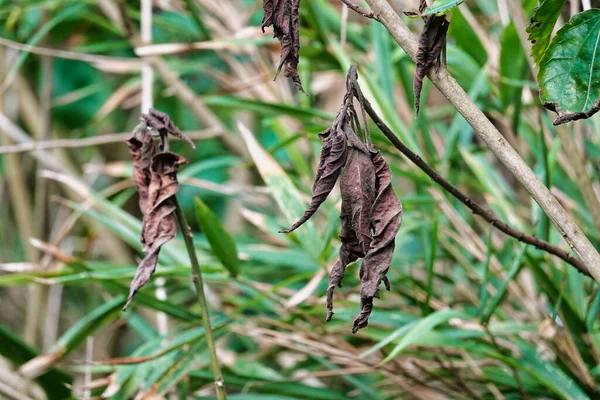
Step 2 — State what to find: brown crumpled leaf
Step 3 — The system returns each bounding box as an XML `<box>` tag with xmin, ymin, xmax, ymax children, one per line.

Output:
<box><xmin>352</xmin><ymin>150</ymin><xmax>402</xmax><ymax>332</ymax></box>
<box><xmin>262</xmin><ymin>0</ymin><xmax>307</xmax><ymax>94</ymax></box>
<box><xmin>125</xmin><ymin>123</ymin><xmax>155</xmax><ymax>212</ymax></box>
<box><xmin>281</xmin><ymin>64</ymin><xmax>403</xmax><ymax>332</ymax></box>
<box><xmin>124</xmin><ymin>109</ymin><xmax>191</xmax><ymax>310</ymax></box>
<box><xmin>142</xmin><ymin>108</ymin><xmax>196</xmax><ymax>150</ymax></box>
<box><xmin>409</xmin><ymin>0</ymin><xmax>450</xmax><ymax>115</ymax></box>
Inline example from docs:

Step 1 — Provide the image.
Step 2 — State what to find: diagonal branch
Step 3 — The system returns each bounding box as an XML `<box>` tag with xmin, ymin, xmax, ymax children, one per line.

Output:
<box><xmin>360</xmin><ymin>0</ymin><xmax>600</xmax><ymax>281</ymax></box>
<box><xmin>357</xmin><ymin>84</ymin><xmax>589</xmax><ymax>277</ymax></box>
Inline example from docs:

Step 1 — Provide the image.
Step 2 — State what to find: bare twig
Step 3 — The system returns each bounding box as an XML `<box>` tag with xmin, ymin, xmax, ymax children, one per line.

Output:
<box><xmin>0</xmin><ymin>129</ymin><xmax>220</xmax><ymax>154</ymax></box>
<box><xmin>361</xmin><ymin>0</ymin><xmax>600</xmax><ymax>281</ymax></box>
<box><xmin>340</xmin><ymin>0</ymin><xmax>377</xmax><ymax>20</ymax></box>
<box><xmin>0</xmin><ymin>37</ymin><xmax>142</xmax><ymax>70</ymax></box>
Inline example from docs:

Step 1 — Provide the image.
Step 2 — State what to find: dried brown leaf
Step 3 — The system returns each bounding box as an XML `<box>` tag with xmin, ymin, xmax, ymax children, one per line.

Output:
<box><xmin>352</xmin><ymin>150</ymin><xmax>402</xmax><ymax>332</ymax></box>
<box><xmin>414</xmin><ymin>14</ymin><xmax>449</xmax><ymax>115</ymax></box>
<box><xmin>124</xmin><ymin>151</ymin><xmax>186</xmax><ymax>310</ymax></box>
<box><xmin>326</xmin><ymin>148</ymin><xmax>375</xmax><ymax>321</ymax></box>
<box><xmin>281</xmin><ymin>63</ymin><xmax>403</xmax><ymax>332</ymax></box>
<box><xmin>142</xmin><ymin>108</ymin><xmax>195</xmax><ymax>149</ymax></box>
<box><xmin>262</xmin><ymin>0</ymin><xmax>306</xmax><ymax>94</ymax></box>
<box><xmin>280</xmin><ymin>128</ymin><xmax>347</xmax><ymax>233</ymax></box>
<box><xmin>125</xmin><ymin>123</ymin><xmax>155</xmax><ymax>211</ymax></box>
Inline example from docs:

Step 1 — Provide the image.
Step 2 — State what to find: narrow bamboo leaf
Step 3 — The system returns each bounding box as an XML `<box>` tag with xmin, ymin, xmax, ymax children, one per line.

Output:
<box><xmin>382</xmin><ymin>309</ymin><xmax>470</xmax><ymax>363</ymax></box>
<box><xmin>539</xmin><ymin>9</ymin><xmax>600</xmax><ymax>124</ymax></box>
<box><xmin>482</xmin><ymin>245</ymin><xmax>527</xmax><ymax>323</ymax></box>
<box><xmin>423</xmin><ymin>0</ymin><xmax>465</xmax><ymax>16</ymax></box>
<box><xmin>238</xmin><ymin>121</ymin><xmax>321</xmax><ymax>259</ymax></box>
<box><xmin>19</xmin><ymin>296</ymin><xmax>125</xmax><ymax>379</ymax></box>
<box><xmin>526</xmin><ymin>0</ymin><xmax>567</xmax><ymax>65</ymax></box>
<box><xmin>194</xmin><ymin>197</ymin><xmax>240</xmax><ymax>276</ymax></box>
<box><xmin>500</xmin><ymin>24</ymin><xmax>528</xmax><ymax>109</ymax></box>
<box><xmin>518</xmin><ymin>349</ymin><xmax>589</xmax><ymax>399</ymax></box>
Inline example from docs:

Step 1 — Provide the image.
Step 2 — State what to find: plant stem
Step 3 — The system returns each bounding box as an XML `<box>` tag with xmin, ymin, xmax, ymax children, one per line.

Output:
<box><xmin>174</xmin><ymin>199</ymin><xmax>227</xmax><ymax>400</ymax></box>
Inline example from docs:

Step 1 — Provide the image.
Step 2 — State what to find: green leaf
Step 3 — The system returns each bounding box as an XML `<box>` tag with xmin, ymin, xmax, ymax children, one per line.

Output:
<box><xmin>539</xmin><ymin>9</ymin><xmax>600</xmax><ymax>119</ymax></box>
<box><xmin>517</xmin><ymin>349</ymin><xmax>589</xmax><ymax>399</ymax></box>
<box><xmin>194</xmin><ymin>197</ymin><xmax>240</xmax><ymax>277</ymax></box>
<box><xmin>481</xmin><ymin>244</ymin><xmax>528</xmax><ymax>323</ymax></box>
<box><xmin>19</xmin><ymin>296</ymin><xmax>125</xmax><ymax>379</ymax></box>
<box><xmin>423</xmin><ymin>0</ymin><xmax>465</xmax><ymax>16</ymax></box>
<box><xmin>500</xmin><ymin>23</ymin><xmax>528</xmax><ymax>108</ymax></box>
<box><xmin>237</xmin><ymin>122</ymin><xmax>321</xmax><ymax>260</ymax></box>
<box><xmin>526</xmin><ymin>0</ymin><xmax>567</xmax><ymax>65</ymax></box>
<box><xmin>382</xmin><ymin>310</ymin><xmax>470</xmax><ymax>363</ymax></box>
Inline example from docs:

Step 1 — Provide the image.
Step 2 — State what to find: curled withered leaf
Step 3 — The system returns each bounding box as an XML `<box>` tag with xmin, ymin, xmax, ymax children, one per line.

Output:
<box><xmin>124</xmin><ymin>109</ymin><xmax>192</xmax><ymax>311</ymax></box>
<box><xmin>125</xmin><ymin>123</ymin><xmax>155</xmax><ymax>212</ymax></box>
<box><xmin>142</xmin><ymin>108</ymin><xmax>196</xmax><ymax>149</ymax></box>
<box><xmin>280</xmin><ymin>128</ymin><xmax>347</xmax><ymax>233</ymax></box>
<box><xmin>412</xmin><ymin>2</ymin><xmax>449</xmax><ymax>115</ymax></box>
<box><xmin>326</xmin><ymin>148</ymin><xmax>375</xmax><ymax>321</ymax></box>
<box><xmin>282</xmin><ymin>63</ymin><xmax>403</xmax><ymax>332</ymax></box>
<box><xmin>125</xmin><ymin>152</ymin><xmax>186</xmax><ymax>310</ymax></box>
<box><xmin>262</xmin><ymin>0</ymin><xmax>306</xmax><ymax>94</ymax></box>
<box><xmin>352</xmin><ymin>150</ymin><xmax>402</xmax><ymax>333</ymax></box>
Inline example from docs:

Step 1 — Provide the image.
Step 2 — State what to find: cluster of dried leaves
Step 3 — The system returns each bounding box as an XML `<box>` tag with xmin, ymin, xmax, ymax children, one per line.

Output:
<box><xmin>123</xmin><ymin>109</ymin><xmax>195</xmax><ymax>310</ymax></box>
<box><xmin>281</xmin><ymin>64</ymin><xmax>403</xmax><ymax>333</ymax></box>
<box><xmin>405</xmin><ymin>0</ymin><xmax>450</xmax><ymax>115</ymax></box>
<box><xmin>261</xmin><ymin>0</ymin><xmax>306</xmax><ymax>94</ymax></box>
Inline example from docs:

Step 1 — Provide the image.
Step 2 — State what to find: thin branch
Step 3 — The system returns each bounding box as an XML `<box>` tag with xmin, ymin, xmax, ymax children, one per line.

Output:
<box><xmin>356</xmin><ymin>84</ymin><xmax>590</xmax><ymax>277</ymax></box>
<box><xmin>340</xmin><ymin>0</ymin><xmax>377</xmax><ymax>20</ymax></box>
<box><xmin>173</xmin><ymin>199</ymin><xmax>227</xmax><ymax>400</ymax></box>
<box><xmin>0</xmin><ymin>37</ymin><xmax>142</xmax><ymax>69</ymax></box>
<box><xmin>0</xmin><ymin>129</ymin><xmax>220</xmax><ymax>154</ymax></box>
<box><xmin>362</xmin><ymin>0</ymin><xmax>600</xmax><ymax>281</ymax></box>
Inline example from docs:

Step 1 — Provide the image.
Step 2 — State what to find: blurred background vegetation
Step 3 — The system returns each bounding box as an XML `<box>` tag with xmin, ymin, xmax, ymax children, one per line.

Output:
<box><xmin>1</xmin><ymin>0</ymin><xmax>600</xmax><ymax>398</ymax></box>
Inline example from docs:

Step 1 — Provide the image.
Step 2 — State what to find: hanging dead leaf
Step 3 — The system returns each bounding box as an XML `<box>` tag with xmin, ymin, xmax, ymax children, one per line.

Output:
<box><xmin>282</xmin><ymin>63</ymin><xmax>403</xmax><ymax>332</ymax></box>
<box><xmin>262</xmin><ymin>0</ymin><xmax>306</xmax><ymax>94</ymax></box>
<box><xmin>124</xmin><ymin>152</ymin><xmax>186</xmax><ymax>310</ymax></box>
<box><xmin>352</xmin><ymin>150</ymin><xmax>402</xmax><ymax>333</ymax></box>
<box><xmin>280</xmin><ymin>127</ymin><xmax>347</xmax><ymax>233</ymax></box>
<box><xmin>125</xmin><ymin>123</ymin><xmax>155</xmax><ymax>212</ymax></box>
<box><xmin>411</xmin><ymin>0</ymin><xmax>449</xmax><ymax>115</ymax></box>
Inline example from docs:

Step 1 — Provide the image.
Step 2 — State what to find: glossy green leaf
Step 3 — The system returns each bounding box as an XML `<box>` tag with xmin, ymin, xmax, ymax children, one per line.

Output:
<box><xmin>194</xmin><ymin>197</ymin><xmax>240</xmax><ymax>277</ymax></box>
<box><xmin>539</xmin><ymin>9</ymin><xmax>600</xmax><ymax>117</ymax></box>
<box><xmin>423</xmin><ymin>0</ymin><xmax>465</xmax><ymax>16</ymax></box>
<box><xmin>526</xmin><ymin>0</ymin><xmax>567</xmax><ymax>65</ymax></box>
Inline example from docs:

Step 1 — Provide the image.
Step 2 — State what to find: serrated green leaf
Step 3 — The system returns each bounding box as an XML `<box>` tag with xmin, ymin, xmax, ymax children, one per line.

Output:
<box><xmin>194</xmin><ymin>197</ymin><xmax>240</xmax><ymax>277</ymax></box>
<box><xmin>423</xmin><ymin>0</ymin><xmax>465</xmax><ymax>16</ymax></box>
<box><xmin>539</xmin><ymin>9</ymin><xmax>600</xmax><ymax>115</ymax></box>
<box><xmin>526</xmin><ymin>0</ymin><xmax>567</xmax><ymax>65</ymax></box>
